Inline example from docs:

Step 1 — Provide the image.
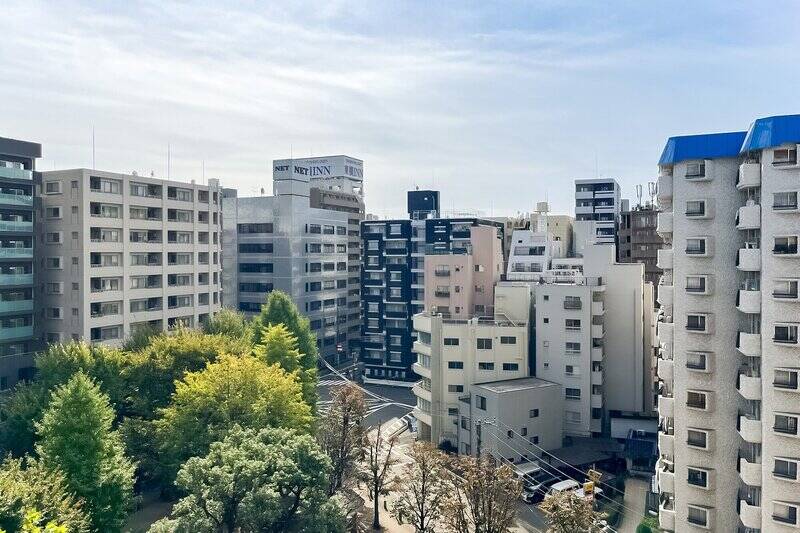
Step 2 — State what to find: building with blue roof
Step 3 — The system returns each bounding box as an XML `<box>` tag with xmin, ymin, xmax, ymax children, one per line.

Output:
<box><xmin>654</xmin><ymin>113</ymin><xmax>800</xmax><ymax>532</ymax></box>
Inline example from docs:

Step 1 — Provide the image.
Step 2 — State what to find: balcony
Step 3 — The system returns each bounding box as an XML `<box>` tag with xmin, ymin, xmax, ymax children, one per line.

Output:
<box><xmin>657</xmin><ymin>359</ymin><xmax>674</xmax><ymax>382</ymax></box>
<box><xmin>658</xmin><ymin>396</ymin><xmax>674</xmax><ymax>418</ymax></box>
<box><xmin>0</xmin><ymin>247</ymin><xmax>33</xmax><ymax>259</ymax></box>
<box><xmin>0</xmin><ymin>273</ymin><xmax>33</xmax><ymax>286</ymax></box>
<box><xmin>591</xmin><ymin>346</ymin><xmax>603</xmax><ymax>362</ymax></box>
<box><xmin>0</xmin><ymin>193</ymin><xmax>33</xmax><ymax>206</ymax></box>
<box><xmin>737</xmin><ymin>162</ymin><xmax>761</xmax><ymax>190</ymax></box>
<box><xmin>737</xmin><ymin>332</ymin><xmax>761</xmax><ymax>357</ymax></box>
<box><xmin>412</xmin><ymin>340</ymin><xmax>431</xmax><ymax>356</ymax></box>
<box><xmin>591</xmin><ymin>370</ymin><xmax>603</xmax><ymax>385</ymax></box>
<box><xmin>739</xmin><ymin>456</ymin><xmax>762</xmax><ymax>487</ymax></box>
<box><xmin>656</xmin><ymin>248</ymin><xmax>673</xmax><ymax>270</ymax></box>
<box><xmin>657</xmin><ymin>284</ymin><xmax>673</xmax><ymax>308</ymax></box>
<box><xmin>658</xmin><ymin>502</ymin><xmax>675</xmax><ymax>531</ymax></box>
<box><xmin>737</xmin><ymin>247</ymin><xmax>761</xmax><ymax>271</ymax></box>
<box><xmin>0</xmin><ymin>299</ymin><xmax>33</xmax><ymax>314</ymax></box>
<box><xmin>412</xmin><ymin>406</ymin><xmax>432</xmax><ymax>428</ymax></box>
<box><xmin>411</xmin><ymin>362</ymin><xmax>431</xmax><ymax>379</ymax></box>
<box><xmin>0</xmin><ymin>325</ymin><xmax>33</xmax><ymax>341</ymax></box>
<box><xmin>738</xmin><ymin>414</ymin><xmax>762</xmax><ymax>443</ymax></box>
<box><xmin>737</xmin><ymin>371</ymin><xmax>762</xmax><ymax>401</ymax></box>
<box><xmin>591</xmin><ymin>324</ymin><xmax>604</xmax><ymax>338</ymax></box>
<box><xmin>658</xmin><ymin>432</ymin><xmax>674</xmax><ymax>457</ymax></box>
<box><xmin>412</xmin><ymin>381</ymin><xmax>432</xmax><ymax>402</ymax></box>
<box><xmin>657</xmin><ymin>321</ymin><xmax>674</xmax><ymax>343</ymax></box>
<box><xmin>0</xmin><ymin>166</ymin><xmax>32</xmax><ymax>180</ymax></box>
<box><xmin>0</xmin><ymin>220</ymin><xmax>33</xmax><ymax>232</ymax></box>
<box><xmin>736</xmin><ymin>204</ymin><xmax>761</xmax><ymax>230</ymax></box>
<box><xmin>657</xmin><ymin>174</ymin><xmax>673</xmax><ymax>202</ymax></box>
<box><xmin>656</xmin><ymin>212</ymin><xmax>673</xmax><ymax>237</ymax></box>
<box><xmin>737</xmin><ymin>289</ymin><xmax>762</xmax><ymax>314</ymax></box>
<box><xmin>657</xmin><ymin>459</ymin><xmax>675</xmax><ymax>493</ymax></box>
<box><xmin>739</xmin><ymin>499</ymin><xmax>762</xmax><ymax>530</ymax></box>
<box><xmin>591</xmin><ymin>394</ymin><xmax>603</xmax><ymax>409</ymax></box>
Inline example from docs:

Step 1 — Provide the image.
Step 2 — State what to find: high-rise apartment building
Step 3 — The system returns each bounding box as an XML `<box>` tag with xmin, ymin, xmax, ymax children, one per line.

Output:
<box><xmin>0</xmin><ymin>137</ymin><xmax>39</xmax><ymax>390</ymax></box>
<box><xmin>655</xmin><ymin>114</ymin><xmax>800</xmax><ymax>533</ymax></box>
<box><xmin>222</xmin><ymin>156</ymin><xmax>364</xmax><ymax>364</ymax></box>
<box><xmin>575</xmin><ymin>178</ymin><xmax>622</xmax><ymax>247</ymax></box>
<box><xmin>36</xmin><ymin>170</ymin><xmax>223</xmax><ymax>345</ymax></box>
<box><xmin>361</xmin><ymin>207</ymin><xmax>504</xmax><ymax>383</ymax></box>
<box><xmin>619</xmin><ymin>204</ymin><xmax>663</xmax><ymax>300</ymax></box>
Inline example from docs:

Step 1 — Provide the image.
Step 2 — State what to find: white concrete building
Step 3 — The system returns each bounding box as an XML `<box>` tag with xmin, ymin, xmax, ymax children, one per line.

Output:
<box><xmin>575</xmin><ymin>178</ymin><xmax>622</xmax><ymax>246</ymax></box>
<box><xmin>37</xmin><ymin>170</ymin><xmax>223</xmax><ymax>345</ymax></box>
<box><xmin>655</xmin><ymin>115</ymin><xmax>800</xmax><ymax>533</ymax></box>
<box><xmin>411</xmin><ymin>283</ymin><xmax>533</xmax><ymax>447</ymax></box>
<box><xmin>222</xmin><ymin>156</ymin><xmax>364</xmax><ymax>364</ymax></box>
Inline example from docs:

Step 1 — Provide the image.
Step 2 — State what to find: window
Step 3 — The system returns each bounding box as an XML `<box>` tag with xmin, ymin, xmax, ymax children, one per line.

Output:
<box><xmin>685</xmin><ymin>160</ymin><xmax>705</xmax><ymax>178</ymax></box>
<box><xmin>775</xmin><ymin>324</ymin><xmax>799</xmax><ymax>344</ymax></box>
<box><xmin>447</xmin><ymin>407</ymin><xmax>459</xmax><ymax>416</ymax></box>
<box><xmin>563</xmin><ymin>296</ymin><xmax>581</xmax><ymax>309</ymax></box>
<box><xmin>565</xmin><ymin>365</ymin><xmax>578</xmax><ymax>376</ymax></box>
<box><xmin>773</xmin><ymin>502</ymin><xmax>799</xmax><ymax>526</ymax></box>
<box><xmin>685</xmin><ymin>237</ymin><xmax>707</xmax><ymax>255</ymax></box>
<box><xmin>565</xmin><ymin>388</ymin><xmax>581</xmax><ymax>400</ymax></box>
<box><xmin>774</xmin><ymin>280</ymin><xmax>799</xmax><ymax>299</ymax></box>
<box><xmin>238</xmin><ymin>223</ymin><xmax>273</xmax><ymax>233</ymax></box>
<box><xmin>477</xmin><ymin>338</ymin><xmax>492</xmax><ymax>350</ymax></box>
<box><xmin>686</xmin><ymin>429</ymin><xmax>708</xmax><ymax>449</ymax></box>
<box><xmin>686</xmin><ymin>505</ymin><xmax>709</xmax><ymax>527</ymax></box>
<box><xmin>529</xmin><ymin>409</ymin><xmax>539</xmax><ymax>418</ymax></box>
<box><xmin>687</xmin><ymin>467</ymin><xmax>709</xmax><ymax>488</ymax></box>
<box><xmin>45</xmin><ymin>232</ymin><xmax>62</xmax><ymax>244</ymax></box>
<box><xmin>45</xmin><ymin>207</ymin><xmax>61</xmax><ymax>219</ymax></box>
<box><xmin>774</xmin><ymin>458</ymin><xmax>799</xmax><ymax>481</ymax></box>
<box><xmin>308</xmin><ymin>224</ymin><xmax>321</xmax><ymax>234</ymax></box>
<box><xmin>564</xmin><ymin>411</ymin><xmax>581</xmax><ymax>423</ymax></box>
<box><xmin>475</xmin><ymin>395</ymin><xmax>486</xmax><ymax>410</ymax></box>
<box><xmin>775</xmin><ymin>369</ymin><xmax>799</xmax><ymax>390</ymax></box>
<box><xmin>686</xmin><ymin>390</ymin><xmax>709</xmax><ymax>410</ymax></box>
<box><xmin>685</xmin><ymin>275</ymin><xmax>707</xmax><ymax>293</ymax></box>
<box><xmin>500</xmin><ymin>336</ymin><xmax>516</xmax><ymax>344</ymax></box>
<box><xmin>686</xmin><ymin>351</ymin><xmax>710</xmax><ymax>371</ymax></box>
<box><xmin>46</xmin><ymin>257</ymin><xmax>62</xmax><ymax>269</ymax></box>
<box><xmin>774</xmin><ymin>146</ymin><xmax>798</xmax><ymax>165</ymax></box>
<box><xmin>238</xmin><ymin>243</ymin><xmax>273</xmax><ymax>254</ymax></box>
<box><xmin>239</xmin><ymin>263</ymin><xmax>273</xmax><ymax>273</ymax></box>
<box><xmin>448</xmin><ymin>385</ymin><xmax>464</xmax><ymax>393</ymax></box>
<box><xmin>448</xmin><ymin>361</ymin><xmax>464</xmax><ymax>370</ymax></box>
<box><xmin>774</xmin><ymin>191</ymin><xmax>798</xmax><ymax>210</ymax></box>
<box><xmin>774</xmin><ymin>236</ymin><xmax>799</xmax><ymax>255</ymax></box>
<box><xmin>565</xmin><ymin>319</ymin><xmax>581</xmax><ymax>330</ymax></box>
<box><xmin>775</xmin><ymin>414</ymin><xmax>799</xmax><ymax>436</ymax></box>
<box><xmin>566</xmin><ymin>342</ymin><xmax>581</xmax><ymax>353</ymax></box>
<box><xmin>685</xmin><ymin>200</ymin><xmax>706</xmax><ymax>217</ymax></box>
<box><xmin>502</xmin><ymin>363</ymin><xmax>519</xmax><ymax>371</ymax></box>
<box><xmin>686</xmin><ymin>314</ymin><xmax>707</xmax><ymax>332</ymax></box>
<box><xmin>444</xmin><ymin>337</ymin><xmax>459</xmax><ymax>346</ymax></box>
<box><xmin>478</xmin><ymin>362</ymin><xmax>495</xmax><ymax>371</ymax></box>
<box><xmin>44</xmin><ymin>181</ymin><xmax>62</xmax><ymax>194</ymax></box>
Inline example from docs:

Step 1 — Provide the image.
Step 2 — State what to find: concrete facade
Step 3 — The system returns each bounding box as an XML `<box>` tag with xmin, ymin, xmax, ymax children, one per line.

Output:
<box><xmin>575</xmin><ymin>178</ymin><xmax>622</xmax><ymax>247</ymax></box>
<box><xmin>619</xmin><ymin>204</ymin><xmax>664</xmax><ymax>300</ymax></box>
<box><xmin>37</xmin><ymin>169</ymin><xmax>223</xmax><ymax>346</ymax></box>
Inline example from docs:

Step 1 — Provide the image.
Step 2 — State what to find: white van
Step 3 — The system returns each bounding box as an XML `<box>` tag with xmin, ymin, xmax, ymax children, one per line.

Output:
<box><xmin>546</xmin><ymin>479</ymin><xmax>580</xmax><ymax>496</ymax></box>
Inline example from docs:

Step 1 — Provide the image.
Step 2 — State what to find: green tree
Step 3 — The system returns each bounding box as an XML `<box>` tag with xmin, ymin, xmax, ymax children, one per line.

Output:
<box><xmin>0</xmin><ymin>456</ymin><xmax>90</xmax><ymax>533</ymax></box>
<box><xmin>36</xmin><ymin>372</ymin><xmax>135</xmax><ymax>533</ymax></box>
<box><xmin>637</xmin><ymin>516</ymin><xmax>660</xmax><ymax>533</ymax></box>
<box><xmin>1</xmin><ymin>508</ymin><xmax>69</xmax><ymax>533</ymax></box>
<box><xmin>202</xmin><ymin>308</ymin><xmax>253</xmax><ymax>341</ymax></box>
<box><xmin>538</xmin><ymin>489</ymin><xmax>607</xmax><ymax>533</ymax></box>
<box><xmin>317</xmin><ymin>383</ymin><xmax>366</xmax><ymax>496</ymax></box>
<box><xmin>252</xmin><ymin>291</ymin><xmax>319</xmax><ymax>407</ymax></box>
<box><xmin>121</xmin><ymin>323</ymin><xmax>162</xmax><ymax>352</ymax></box>
<box><xmin>149</xmin><ymin>426</ymin><xmax>344</xmax><ymax>533</ymax></box>
<box><xmin>391</xmin><ymin>443</ymin><xmax>450</xmax><ymax>533</ymax></box>
<box><xmin>443</xmin><ymin>456</ymin><xmax>521</xmax><ymax>533</ymax></box>
<box><xmin>0</xmin><ymin>382</ymin><xmax>49</xmax><ymax>457</ymax></box>
<box><xmin>155</xmin><ymin>355</ymin><xmax>312</xmax><ymax>479</ymax></box>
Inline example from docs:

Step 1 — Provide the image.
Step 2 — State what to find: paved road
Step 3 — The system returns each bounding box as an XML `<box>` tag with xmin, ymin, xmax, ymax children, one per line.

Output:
<box><xmin>317</xmin><ymin>371</ymin><xmax>416</xmax><ymax>428</ymax></box>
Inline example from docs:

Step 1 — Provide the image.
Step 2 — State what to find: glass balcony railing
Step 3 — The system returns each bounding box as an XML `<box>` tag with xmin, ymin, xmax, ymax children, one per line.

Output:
<box><xmin>0</xmin><ymin>221</ymin><xmax>33</xmax><ymax>232</ymax></box>
<box><xmin>0</xmin><ymin>300</ymin><xmax>33</xmax><ymax>313</ymax></box>
<box><xmin>0</xmin><ymin>325</ymin><xmax>33</xmax><ymax>341</ymax></box>
<box><xmin>0</xmin><ymin>193</ymin><xmax>33</xmax><ymax>206</ymax></box>
<box><xmin>0</xmin><ymin>167</ymin><xmax>33</xmax><ymax>180</ymax></box>
<box><xmin>0</xmin><ymin>247</ymin><xmax>33</xmax><ymax>258</ymax></box>
<box><xmin>0</xmin><ymin>273</ymin><xmax>33</xmax><ymax>285</ymax></box>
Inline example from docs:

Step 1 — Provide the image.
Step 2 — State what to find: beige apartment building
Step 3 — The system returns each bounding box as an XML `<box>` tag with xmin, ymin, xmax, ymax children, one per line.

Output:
<box><xmin>37</xmin><ymin>169</ymin><xmax>223</xmax><ymax>345</ymax></box>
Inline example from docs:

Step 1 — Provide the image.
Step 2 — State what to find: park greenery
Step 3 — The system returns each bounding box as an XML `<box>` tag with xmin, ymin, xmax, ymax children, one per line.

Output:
<box><xmin>0</xmin><ymin>290</ymin><xmax>527</xmax><ymax>532</ymax></box>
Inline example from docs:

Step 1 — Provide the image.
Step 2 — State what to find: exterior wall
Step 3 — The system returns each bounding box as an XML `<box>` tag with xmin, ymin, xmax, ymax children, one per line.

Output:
<box><xmin>423</xmin><ymin>253</ymin><xmax>475</xmax><ymax>318</ymax></box>
<box><xmin>459</xmin><ymin>378</ymin><xmax>563</xmax><ymax>461</ymax></box>
<box><xmin>38</xmin><ymin>169</ymin><xmax>223</xmax><ymax>346</ymax></box>
<box><xmin>575</xmin><ymin>178</ymin><xmax>622</xmax><ymax>246</ymax></box>
<box><xmin>619</xmin><ymin>206</ymin><xmax>664</xmax><ymax>300</ymax></box>
<box><xmin>0</xmin><ymin>137</ymin><xmax>40</xmax><ymax>390</ymax></box>
<box><xmin>506</xmin><ymin>229</ymin><xmax>564</xmax><ymax>281</ymax></box>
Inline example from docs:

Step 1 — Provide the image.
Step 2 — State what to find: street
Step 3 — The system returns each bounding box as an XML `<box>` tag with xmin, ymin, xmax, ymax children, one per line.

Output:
<box><xmin>317</xmin><ymin>369</ymin><xmax>416</xmax><ymax>428</ymax></box>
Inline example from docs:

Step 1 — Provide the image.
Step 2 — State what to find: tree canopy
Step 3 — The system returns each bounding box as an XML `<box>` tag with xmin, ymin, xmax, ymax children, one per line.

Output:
<box><xmin>35</xmin><ymin>372</ymin><xmax>135</xmax><ymax>533</ymax></box>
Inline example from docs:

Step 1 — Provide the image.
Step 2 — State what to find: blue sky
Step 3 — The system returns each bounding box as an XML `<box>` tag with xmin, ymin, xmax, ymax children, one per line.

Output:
<box><xmin>2</xmin><ymin>1</ymin><xmax>800</xmax><ymax>217</ymax></box>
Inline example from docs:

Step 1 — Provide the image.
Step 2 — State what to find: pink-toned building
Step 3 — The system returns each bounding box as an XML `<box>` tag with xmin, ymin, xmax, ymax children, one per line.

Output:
<box><xmin>423</xmin><ymin>225</ymin><xmax>503</xmax><ymax>318</ymax></box>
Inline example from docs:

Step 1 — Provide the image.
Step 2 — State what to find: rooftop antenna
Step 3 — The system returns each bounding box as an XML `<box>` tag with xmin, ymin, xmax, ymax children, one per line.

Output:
<box><xmin>648</xmin><ymin>181</ymin><xmax>657</xmax><ymax>206</ymax></box>
<box><xmin>635</xmin><ymin>184</ymin><xmax>643</xmax><ymax>208</ymax></box>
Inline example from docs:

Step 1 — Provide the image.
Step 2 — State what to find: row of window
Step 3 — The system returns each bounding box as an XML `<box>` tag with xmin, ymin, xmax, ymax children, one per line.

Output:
<box><xmin>306</xmin><ymin>224</ymin><xmax>347</xmax><ymax>235</ymax></box>
<box><xmin>44</xmin><ymin>179</ymin><xmax>217</xmax><ymax>204</ymax></box>
<box><xmin>446</xmin><ymin>361</ymin><xmax>519</xmax><ymax>371</ymax></box>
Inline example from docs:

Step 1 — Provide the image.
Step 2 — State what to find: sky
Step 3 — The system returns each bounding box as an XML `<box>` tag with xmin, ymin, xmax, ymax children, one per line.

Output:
<box><xmin>2</xmin><ymin>1</ymin><xmax>800</xmax><ymax>218</ymax></box>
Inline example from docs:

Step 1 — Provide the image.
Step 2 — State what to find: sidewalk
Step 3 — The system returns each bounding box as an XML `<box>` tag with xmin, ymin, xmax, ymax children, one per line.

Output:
<box><xmin>616</xmin><ymin>477</ymin><xmax>648</xmax><ymax>533</ymax></box>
